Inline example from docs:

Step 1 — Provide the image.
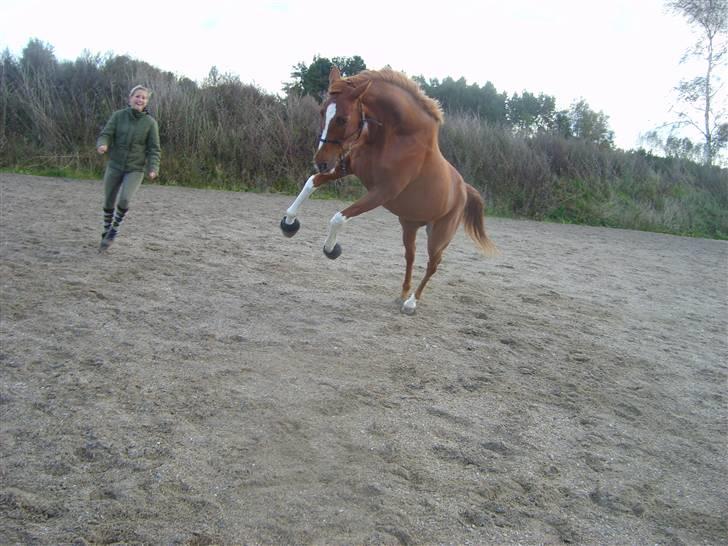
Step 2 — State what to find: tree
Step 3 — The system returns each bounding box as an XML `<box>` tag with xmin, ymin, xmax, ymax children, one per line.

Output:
<box><xmin>19</xmin><ymin>38</ymin><xmax>57</xmax><ymax>77</ymax></box>
<box><xmin>414</xmin><ymin>76</ymin><xmax>508</xmax><ymax>125</ymax></box>
<box><xmin>284</xmin><ymin>55</ymin><xmax>367</xmax><ymax>101</ymax></box>
<box><xmin>569</xmin><ymin>100</ymin><xmax>615</xmax><ymax>148</ymax></box>
<box><xmin>300</xmin><ymin>56</ymin><xmax>334</xmax><ymax>101</ymax></box>
<box><xmin>667</xmin><ymin>0</ymin><xmax>728</xmax><ymax>165</ymax></box>
<box><xmin>332</xmin><ymin>55</ymin><xmax>366</xmax><ymax>77</ymax></box>
<box><xmin>0</xmin><ymin>49</ymin><xmax>19</xmax><ymax>145</ymax></box>
<box><xmin>507</xmin><ymin>91</ymin><xmax>558</xmax><ymax>136</ymax></box>
<box><xmin>641</xmin><ymin>130</ymin><xmax>704</xmax><ymax>161</ymax></box>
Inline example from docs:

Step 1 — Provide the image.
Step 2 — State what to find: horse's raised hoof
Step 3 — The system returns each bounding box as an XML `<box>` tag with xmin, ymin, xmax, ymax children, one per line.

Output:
<box><xmin>323</xmin><ymin>243</ymin><xmax>342</xmax><ymax>260</ymax></box>
<box><xmin>280</xmin><ymin>217</ymin><xmax>300</xmax><ymax>237</ymax></box>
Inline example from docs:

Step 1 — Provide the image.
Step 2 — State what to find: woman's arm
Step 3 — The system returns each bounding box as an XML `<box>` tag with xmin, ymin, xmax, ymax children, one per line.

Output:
<box><xmin>96</xmin><ymin>110</ymin><xmax>119</xmax><ymax>153</ymax></box>
<box><xmin>146</xmin><ymin>118</ymin><xmax>161</xmax><ymax>178</ymax></box>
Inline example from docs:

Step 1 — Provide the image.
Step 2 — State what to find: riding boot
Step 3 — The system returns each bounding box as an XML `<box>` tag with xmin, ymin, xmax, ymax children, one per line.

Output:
<box><xmin>100</xmin><ymin>206</ymin><xmax>128</xmax><ymax>250</ymax></box>
<box><xmin>101</xmin><ymin>208</ymin><xmax>114</xmax><ymax>241</ymax></box>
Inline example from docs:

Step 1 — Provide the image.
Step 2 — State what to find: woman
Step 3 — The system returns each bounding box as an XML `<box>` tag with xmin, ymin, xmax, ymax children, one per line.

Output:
<box><xmin>97</xmin><ymin>85</ymin><xmax>161</xmax><ymax>251</ymax></box>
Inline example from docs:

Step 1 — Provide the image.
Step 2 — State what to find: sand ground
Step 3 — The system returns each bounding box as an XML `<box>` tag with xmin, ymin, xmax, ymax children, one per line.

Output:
<box><xmin>1</xmin><ymin>173</ymin><xmax>726</xmax><ymax>545</ymax></box>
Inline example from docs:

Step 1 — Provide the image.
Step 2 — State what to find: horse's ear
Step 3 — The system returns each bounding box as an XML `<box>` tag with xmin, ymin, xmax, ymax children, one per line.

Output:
<box><xmin>329</xmin><ymin>66</ymin><xmax>342</xmax><ymax>85</ymax></box>
<box><xmin>351</xmin><ymin>80</ymin><xmax>372</xmax><ymax>101</ymax></box>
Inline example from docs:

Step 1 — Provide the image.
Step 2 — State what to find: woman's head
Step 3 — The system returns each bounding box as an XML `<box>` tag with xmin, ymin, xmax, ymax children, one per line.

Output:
<box><xmin>128</xmin><ymin>85</ymin><xmax>151</xmax><ymax>112</ymax></box>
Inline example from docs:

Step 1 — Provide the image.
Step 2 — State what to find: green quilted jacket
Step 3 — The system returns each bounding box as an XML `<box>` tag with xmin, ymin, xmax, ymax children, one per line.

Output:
<box><xmin>97</xmin><ymin>107</ymin><xmax>161</xmax><ymax>174</ymax></box>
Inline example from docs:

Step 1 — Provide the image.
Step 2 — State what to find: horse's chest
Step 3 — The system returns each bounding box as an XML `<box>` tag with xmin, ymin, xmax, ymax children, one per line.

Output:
<box><xmin>350</xmin><ymin>147</ymin><xmax>419</xmax><ymax>191</ymax></box>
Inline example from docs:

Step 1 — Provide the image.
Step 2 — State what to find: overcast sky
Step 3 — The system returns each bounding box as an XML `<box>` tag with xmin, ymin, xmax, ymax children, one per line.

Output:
<box><xmin>0</xmin><ymin>0</ymin><xmax>713</xmax><ymax>150</ymax></box>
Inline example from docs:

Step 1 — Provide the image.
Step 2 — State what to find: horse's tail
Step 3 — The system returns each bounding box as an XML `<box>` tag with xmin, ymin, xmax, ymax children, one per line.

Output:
<box><xmin>463</xmin><ymin>183</ymin><xmax>498</xmax><ymax>256</ymax></box>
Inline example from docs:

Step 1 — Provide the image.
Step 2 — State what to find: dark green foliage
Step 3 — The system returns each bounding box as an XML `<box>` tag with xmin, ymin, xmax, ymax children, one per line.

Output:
<box><xmin>415</xmin><ymin>76</ymin><xmax>509</xmax><ymax>126</ymax></box>
<box><xmin>507</xmin><ymin>91</ymin><xmax>557</xmax><ymax>136</ymax></box>
<box><xmin>414</xmin><ymin>75</ymin><xmax>614</xmax><ymax>147</ymax></box>
<box><xmin>568</xmin><ymin>99</ymin><xmax>614</xmax><ymax>148</ymax></box>
<box><xmin>284</xmin><ymin>55</ymin><xmax>366</xmax><ymax>101</ymax></box>
<box><xmin>1</xmin><ymin>41</ymin><xmax>726</xmax><ymax>239</ymax></box>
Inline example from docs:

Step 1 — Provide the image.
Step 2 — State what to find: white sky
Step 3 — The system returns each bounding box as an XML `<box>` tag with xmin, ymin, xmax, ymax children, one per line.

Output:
<box><xmin>0</xmin><ymin>0</ymin><xmax>715</xmax><ymax>150</ymax></box>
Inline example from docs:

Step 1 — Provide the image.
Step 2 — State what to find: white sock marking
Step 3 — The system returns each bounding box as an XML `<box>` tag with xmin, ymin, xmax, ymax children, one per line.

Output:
<box><xmin>403</xmin><ymin>293</ymin><xmax>417</xmax><ymax>313</ymax></box>
<box><xmin>324</xmin><ymin>212</ymin><xmax>348</xmax><ymax>252</ymax></box>
<box><xmin>285</xmin><ymin>175</ymin><xmax>316</xmax><ymax>223</ymax></box>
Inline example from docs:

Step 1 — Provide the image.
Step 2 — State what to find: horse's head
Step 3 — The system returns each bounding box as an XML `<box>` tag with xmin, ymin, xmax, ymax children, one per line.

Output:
<box><xmin>314</xmin><ymin>66</ymin><xmax>371</xmax><ymax>174</ymax></box>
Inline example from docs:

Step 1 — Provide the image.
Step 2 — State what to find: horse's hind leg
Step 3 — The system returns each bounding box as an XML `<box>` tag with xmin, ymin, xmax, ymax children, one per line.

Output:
<box><xmin>402</xmin><ymin>214</ymin><xmax>460</xmax><ymax>314</ymax></box>
<box><xmin>399</xmin><ymin>220</ymin><xmax>421</xmax><ymax>304</ymax></box>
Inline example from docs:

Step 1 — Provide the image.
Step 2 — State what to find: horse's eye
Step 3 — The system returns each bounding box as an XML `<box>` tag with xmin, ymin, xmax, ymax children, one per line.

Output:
<box><xmin>335</xmin><ymin>116</ymin><xmax>347</xmax><ymax>126</ymax></box>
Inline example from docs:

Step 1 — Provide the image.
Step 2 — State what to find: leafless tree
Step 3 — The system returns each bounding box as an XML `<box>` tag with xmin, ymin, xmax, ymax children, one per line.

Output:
<box><xmin>667</xmin><ymin>0</ymin><xmax>727</xmax><ymax>166</ymax></box>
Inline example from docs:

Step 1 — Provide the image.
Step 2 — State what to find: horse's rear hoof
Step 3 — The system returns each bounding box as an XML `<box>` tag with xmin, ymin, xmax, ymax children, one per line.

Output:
<box><xmin>324</xmin><ymin>243</ymin><xmax>342</xmax><ymax>260</ymax></box>
<box><xmin>400</xmin><ymin>304</ymin><xmax>417</xmax><ymax>315</ymax></box>
<box><xmin>280</xmin><ymin>217</ymin><xmax>300</xmax><ymax>237</ymax></box>
<box><xmin>400</xmin><ymin>294</ymin><xmax>417</xmax><ymax>315</ymax></box>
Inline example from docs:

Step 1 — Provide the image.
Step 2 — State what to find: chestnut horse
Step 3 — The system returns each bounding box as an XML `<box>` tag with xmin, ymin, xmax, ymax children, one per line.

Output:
<box><xmin>280</xmin><ymin>66</ymin><xmax>497</xmax><ymax>314</ymax></box>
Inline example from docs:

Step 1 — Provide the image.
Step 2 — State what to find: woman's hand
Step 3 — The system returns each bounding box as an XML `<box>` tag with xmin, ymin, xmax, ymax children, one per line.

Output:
<box><xmin>148</xmin><ymin>171</ymin><xmax>158</xmax><ymax>180</ymax></box>
<box><xmin>97</xmin><ymin>145</ymin><xmax>108</xmax><ymax>154</ymax></box>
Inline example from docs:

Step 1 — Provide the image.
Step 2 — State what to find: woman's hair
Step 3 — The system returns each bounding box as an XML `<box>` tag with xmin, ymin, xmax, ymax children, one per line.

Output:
<box><xmin>128</xmin><ymin>85</ymin><xmax>151</xmax><ymax>97</ymax></box>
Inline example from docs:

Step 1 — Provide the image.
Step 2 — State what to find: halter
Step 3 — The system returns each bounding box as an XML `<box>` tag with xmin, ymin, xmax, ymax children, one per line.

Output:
<box><xmin>318</xmin><ymin>100</ymin><xmax>380</xmax><ymax>152</ymax></box>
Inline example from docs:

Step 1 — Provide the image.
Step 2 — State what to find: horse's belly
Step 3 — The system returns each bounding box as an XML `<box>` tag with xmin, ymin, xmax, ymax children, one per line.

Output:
<box><xmin>385</xmin><ymin>176</ymin><xmax>463</xmax><ymax>221</ymax></box>
<box><xmin>384</xmin><ymin>193</ymin><xmax>447</xmax><ymax>222</ymax></box>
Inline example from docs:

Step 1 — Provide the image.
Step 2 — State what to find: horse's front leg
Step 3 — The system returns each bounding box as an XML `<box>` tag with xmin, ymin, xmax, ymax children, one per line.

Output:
<box><xmin>323</xmin><ymin>212</ymin><xmax>347</xmax><ymax>259</ymax></box>
<box><xmin>322</xmin><ymin>186</ymin><xmax>400</xmax><ymax>260</ymax></box>
<box><xmin>280</xmin><ymin>175</ymin><xmax>316</xmax><ymax>237</ymax></box>
<box><xmin>280</xmin><ymin>169</ymin><xmax>343</xmax><ymax>237</ymax></box>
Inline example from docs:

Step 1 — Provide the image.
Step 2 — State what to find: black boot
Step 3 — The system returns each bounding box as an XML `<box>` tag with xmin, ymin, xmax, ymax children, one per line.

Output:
<box><xmin>99</xmin><ymin>207</ymin><xmax>127</xmax><ymax>251</ymax></box>
<box><xmin>101</xmin><ymin>208</ymin><xmax>114</xmax><ymax>240</ymax></box>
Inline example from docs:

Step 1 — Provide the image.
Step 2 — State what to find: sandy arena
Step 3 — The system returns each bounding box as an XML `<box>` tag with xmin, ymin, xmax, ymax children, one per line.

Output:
<box><xmin>1</xmin><ymin>174</ymin><xmax>726</xmax><ymax>544</ymax></box>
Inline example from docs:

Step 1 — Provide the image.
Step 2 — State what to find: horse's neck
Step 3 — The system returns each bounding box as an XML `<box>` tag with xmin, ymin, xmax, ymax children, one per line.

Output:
<box><xmin>365</xmin><ymin>82</ymin><xmax>432</xmax><ymax>134</ymax></box>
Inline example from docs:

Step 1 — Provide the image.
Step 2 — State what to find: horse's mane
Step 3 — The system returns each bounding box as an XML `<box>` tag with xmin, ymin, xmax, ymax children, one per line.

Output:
<box><xmin>337</xmin><ymin>69</ymin><xmax>444</xmax><ymax>124</ymax></box>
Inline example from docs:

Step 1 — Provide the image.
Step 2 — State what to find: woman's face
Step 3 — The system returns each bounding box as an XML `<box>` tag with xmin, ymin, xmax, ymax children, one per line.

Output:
<box><xmin>129</xmin><ymin>90</ymin><xmax>149</xmax><ymax>111</ymax></box>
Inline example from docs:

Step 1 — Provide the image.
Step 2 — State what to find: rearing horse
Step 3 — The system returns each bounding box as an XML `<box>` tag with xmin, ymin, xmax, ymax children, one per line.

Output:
<box><xmin>281</xmin><ymin>66</ymin><xmax>497</xmax><ymax>314</ymax></box>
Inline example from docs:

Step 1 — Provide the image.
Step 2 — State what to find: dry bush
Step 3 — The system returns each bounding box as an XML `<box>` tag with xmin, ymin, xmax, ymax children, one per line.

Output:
<box><xmin>1</xmin><ymin>44</ymin><xmax>725</xmax><ymax>237</ymax></box>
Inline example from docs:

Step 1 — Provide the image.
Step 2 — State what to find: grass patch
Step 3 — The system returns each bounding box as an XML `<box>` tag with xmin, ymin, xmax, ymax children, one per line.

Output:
<box><xmin>3</xmin><ymin>165</ymin><xmax>100</xmax><ymax>180</ymax></box>
<box><xmin>2</xmin><ymin>165</ymin><xmax>725</xmax><ymax>239</ymax></box>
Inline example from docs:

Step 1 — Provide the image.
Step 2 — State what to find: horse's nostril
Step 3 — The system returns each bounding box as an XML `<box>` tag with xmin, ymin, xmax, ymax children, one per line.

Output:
<box><xmin>317</xmin><ymin>163</ymin><xmax>328</xmax><ymax>173</ymax></box>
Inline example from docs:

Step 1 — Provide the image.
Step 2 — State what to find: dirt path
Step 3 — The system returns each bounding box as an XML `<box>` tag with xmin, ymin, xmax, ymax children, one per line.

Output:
<box><xmin>1</xmin><ymin>173</ymin><xmax>726</xmax><ymax>545</ymax></box>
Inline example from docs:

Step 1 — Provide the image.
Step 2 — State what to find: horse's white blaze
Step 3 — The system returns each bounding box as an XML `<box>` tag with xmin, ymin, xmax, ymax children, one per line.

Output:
<box><xmin>324</xmin><ymin>211</ymin><xmax>348</xmax><ymax>252</ymax></box>
<box><xmin>317</xmin><ymin>103</ymin><xmax>337</xmax><ymax>151</ymax></box>
<box><xmin>285</xmin><ymin>175</ymin><xmax>316</xmax><ymax>224</ymax></box>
